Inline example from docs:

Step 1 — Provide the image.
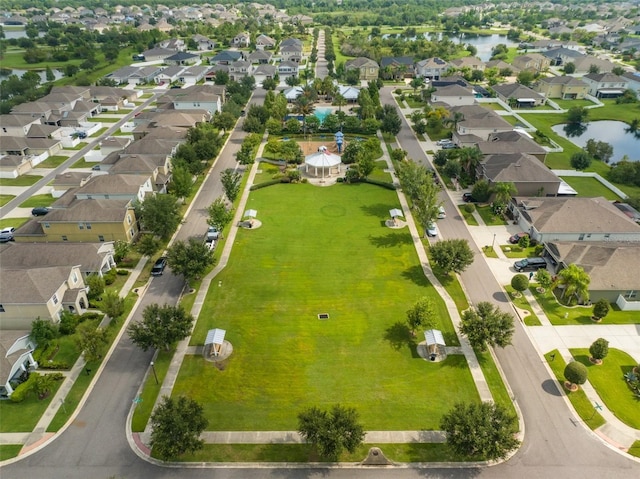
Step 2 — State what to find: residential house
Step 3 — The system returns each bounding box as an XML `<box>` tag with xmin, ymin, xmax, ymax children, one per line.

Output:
<box><xmin>571</xmin><ymin>55</ymin><xmax>617</xmax><ymax>74</ymax></box>
<box><xmin>534</xmin><ymin>76</ymin><xmax>589</xmax><ymax>100</ymax></box>
<box><xmin>192</xmin><ymin>34</ymin><xmax>215</xmax><ymax>51</ymax></box>
<box><xmin>231</xmin><ymin>32</ymin><xmax>251</xmax><ymax>48</ymax></box>
<box><xmin>0</xmin><ymin>155</ymin><xmax>34</xmax><ymax>179</ymax></box>
<box><xmin>582</xmin><ymin>73</ymin><xmax>628</xmax><ymax>98</ymax></box>
<box><xmin>246</xmin><ymin>50</ymin><xmax>273</xmax><ymax>65</ymax></box>
<box><xmin>155</xmin><ymin>66</ymin><xmax>186</xmax><ymax>85</ymax></box>
<box><xmin>484</xmin><ymin>60</ymin><xmax>520</xmax><ymax>75</ymax></box>
<box><xmin>209</xmin><ymin>50</ymin><xmax>244</xmax><ymax>65</ymax></box>
<box><xmin>291</xmin><ymin>14</ymin><xmax>313</xmax><ymax>25</ymax></box>
<box><xmin>540</xmin><ymin>47</ymin><xmax>585</xmax><ymax>67</ymax></box>
<box><xmin>280</xmin><ymin>38</ymin><xmax>303</xmax><ymax>49</ymax></box>
<box><xmin>158</xmin><ymin>38</ymin><xmax>185</xmax><ymax>51</ymax></box>
<box><xmin>512</xmin><ymin>53</ymin><xmax>551</xmax><ymax>73</ymax></box>
<box><xmin>157</xmin><ymin>85</ymin><xmax>223</xmax><ymax>115</ymax></box>
<box><xmin>492</xmin><ymin>83</ymin><xmax>546</xmax><ymax>107</ymax></box>
<box><xmin>106</xmin><ymin>66</ymin><xmax>162</xmax><ymax>85</ymax></box>
<box><xmin>449</xmin><ymin>57</ymin><xmax>484</xmax><ymax>72</ymax></box>
<box><xmin>178</xmin><ymin>65</ymin><xmax>210</xmax><ymax>84</ymax></box>
<box><xmin>280</xmin><ymin>44</ymin><xmax>303</xmax><ymax>63</ymax></box>
<box><xmin>72</xmin><ymin>173</ymin><xmax>153</xmax><ymax>203</ymax></box>
<box><xmin>0</xmin><ymin>264</ymin><xmax>89</xmax><ymax>330</ymax></box>
<box><xmin>255</xmin><ymin>34</ymin><xmax>276</xmax><ymax>50</ymax></box>
<box><xmin>337</xmin><ymin>85</ymin><xmax>361</xmax><ymax>102</ymax></box>
<box><xmin>107</xmin><ymin>154</ymin><xmax>172</xmax><ymax>193</ymax></box>
<box><xmin>0</xmin><ymin>136</ymin><xmax>62</xmax><ymax>158</ymax></box>
<box><xmin>228</xmin><ymin>61</ymin><xmax>252</xmax><ymax>82</ymax></box>
<box><xmin>380</xmin><ymin>56</ymin><xmax>415</xmax><ymax>79</ymax></box>
<box><xmin>141</xmin><ymin>47</ymin><xmax>176</xmax><ymax>62</ymax></box>
<box><xmin>277</xmin><ymin>60</ymin><xmax>299</xmax><ymax>80</ymax></box>
<box><xmin>509</xmin><ymin>196</ymin><xmax>640</xmax><ymax>244</ymax></box>
<box><xmin>204</xmin><ymin>65</ymin><xmax>230</xmax><ymax>82</ymax></box>
<box><xmin>131</xmin><ymin>111</ymin><xmax>209</xmax><ymax>140</ymax></box>
<box><xmin>344</xmin><ymin>57</ymin><xmax>380</xmax><ymax>81</ymax></box>
<box><xmin>475</xmin><ymin>130</ymin><xmax>548</xmax><ymax>162</ymax></box>
<box><xmin>621</xmin><ymin>71</ymin><xmax>640</xmax><ymax>94</ymax></box>
<box><xmin>27</xmin><ymin>123</ymin><xmax>63</xmax><ymax>141</ymax></box>
<box><xmin>0</xmin><ymin>115</ymin><xmax>42</xmax><ymax>136</ymax></box>
<box><xmin>164</xmin><ymin>51</ymin><xmax>199</xmax><ymax>66</ymax></box>
<box><xmin>89</xmin><ymin>86</ymin><xmax>139</xmax><ymax>109</ymax></box>
<box><xmin>543</xmin><ymin>241</ymin><xmax>640</xmax><ymax>308</ymax></box>
<box><xmin>0</xmin><ymin>332</ymin><xmax>38</xmax><ymax>398</ymax></box>
<box><xmin>252</xmin><ymin>64</ymin><xmax>277</xmax><ymax>86</ymax></box>
<box><xmin>283</xmin><ymin>86</ymin><xmax>304</xmax><ymax>102</ymax></box>
<box><xmin>449</xmin><ymin>105</ymin><xmax>513</xmax><ymax>142</ymax></box>
<box><xmin>477</xmin><ymin>153</ymin><xmax>561</xmax><ymax>197</ymax></box>
<box><xmin>430</xmin><ymin>84</ymin><xmax>475</xmax><ymax>107</ymax></box>
<box><xmin>51</xmin><ymin>171</ymin><xmax>93</xmax><ymax>197</ymax></box>
<box><xmin>0</xmin><ymin>241</ymin><xmax>116</xmax><ymax>279</ymax></box>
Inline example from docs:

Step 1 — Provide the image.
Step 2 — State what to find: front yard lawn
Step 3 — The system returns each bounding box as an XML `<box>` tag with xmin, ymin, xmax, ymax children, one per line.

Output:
<box><xmin>19</xmin><ymin>193</ymin><xmax>56</xmax><ymax>208</ymax></box>
<box><xmin>501</xmin><ymin>245</ymin><xmax>538</xmax><ymax>258</ymax></box>
<box><xmin>176</xmin><ymin>183</ymin><xmax>479</xmax><ymax>432</ymax></box>
<box><xmin>0</xmin><ymin>194</ymin><xmax>15</xmax><ymax>206</ymax></box>
<box><xmin>0</xmin><ymin>175</ymin><xmax>42</xmax><ymax>187</ymax></box>
<box><xmin>476</xmin><ymin>205</ymin><xmax>508</xmax><ymax>225</ymax></box>
<box><xmin>36</xmin><ymin>155</ymin><xmax>69</xmax><ymax>168</ymax></box>
<box><xmin>504</xmin><ymin>286</ymin><xmax>541</xmax><ymax>326</ymax></box>
<box><xmin>571</xmin><ymin>348</ymin><xmax>640</xmax><ymax>429</ymax></box>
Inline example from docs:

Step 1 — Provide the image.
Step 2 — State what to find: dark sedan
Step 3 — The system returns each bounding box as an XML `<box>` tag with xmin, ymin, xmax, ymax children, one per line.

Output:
<box><xmin>31</xmin><ymin>207</ymin><xmax>50</xmax><ymax>216</ymax></box>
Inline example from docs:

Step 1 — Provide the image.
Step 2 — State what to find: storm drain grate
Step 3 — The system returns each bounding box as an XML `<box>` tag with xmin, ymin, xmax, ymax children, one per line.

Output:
<box><xmin>318</xmin><ymin>313</ymin><xmax>329</xmax><ymax>320</ymax></box>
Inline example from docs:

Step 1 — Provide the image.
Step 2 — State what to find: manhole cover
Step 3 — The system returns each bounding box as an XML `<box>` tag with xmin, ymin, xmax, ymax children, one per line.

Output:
<box><xmin>318</xmin><ymin>313</ymin><xmax>329</xmax><ymax>320</ymax></box>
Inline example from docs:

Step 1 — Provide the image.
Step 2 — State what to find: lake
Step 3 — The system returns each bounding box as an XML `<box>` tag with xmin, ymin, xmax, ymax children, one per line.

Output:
<box><xmin>551</xmin><ymin>120</ymin><xmax>640</xmax><ymax>163</ymax></box>
<box><xmin>0</xmin><ymin>68</ymin><xmax>65</xmax><ymax>83</ymax></box>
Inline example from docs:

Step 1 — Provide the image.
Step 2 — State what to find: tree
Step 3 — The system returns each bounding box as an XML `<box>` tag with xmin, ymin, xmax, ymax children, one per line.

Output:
<box><xmin>380</xmin><ymin>104</ymin><xmax>402</xmax><ymax>135</ymax></box>
<box><xmin>356</xmin><ymin>154</ymin><xmax>375</xmax><ymax>179</ymax></box>
<box><xmin>86</xmin><ymin>274</ymin><xmax>105</xmax><ymax>301</ymax></box>
<box><xmin>563</xmin><ymin>62</ymin><xmax>576</xmax><ymax>74</ymax></box>
<box><xmin>430</xmin><ymin>239</ymin><xmax>474</xmax><ymax>275</ymax></box>
<box><xmin>472</xmin><ymin>179</ymin><xmax>492</xmax><ymax>202</ymax></box>
<box><xmin>457</xmin><ymin>147</ymin><xmax>483</xmax><ymax>180</ymax></box>
<box><xmin>516</xmin><ymin>70</ymin><xmax>535</xmax><ymax>87</ymax></box>
<box><xmin>140</xmin><ymin>194</ymin><xmax>182</xmax><ymax>239</ymax></box>
<box><xmin>567</xmin><ymin>106</ymin><xmax>588</xmax><ymax>125</ymax></box>
<box><xmin>150</xmin><ymin>395</ymin><xmax>208</xmax><ymax>460</ymax></box>
<box><xmin>76</xmin><ymin>323</ymin><xmax>108</xmax><ymax>363</ymax></box>
<box><xmin>128</xmin><ymin>303</ymin><xmax>194</xmax><ymax>352</ymax></box>
<box><xmin>555</xmin><ymin>264</ymin><xmax>590</xmax><ymax>304</ymax></box>
<box><xmin>220</xmin><ymin>169</ymin><xmax>242</xmax><ymax>203</ymax></box>
<box><xmin>440</xmin><ymin>402</ymin><xmax>519</xmax><ymax>460</ymax></box>
<box><xmin>136</xmin><ymin>234</ymin><xmax>160</xmax><ymax>257</ymax></box>
<box><xmin>33</xmin><ymin>373</ymin><xmax>56</xmax><ymax>400</ymax></box>
<box><xmin>460</xmin><ymin>302</ymin><xmax>515</xmax><ymax>352</ymax></box>
<box><xmin>101</xmin><ymin>290</ymin><xmax>125</xmax><ymax>319</ymax></box>
<box><xmin>510</xmin><ymin>274</ymin><xmax>529</xmax><ymax>294</ymax></box>
<box><xmin>30</xmin><ymin>318</ymin><xmax>58</xmax><ymax>350</ymax></box>
<box><xmin>207</xmin><ymin>197</ymin><xmax>234</xmax><ymax>231</ymax></box>
<box><xmin>169</xmin><ymin>165</ymin><xmax>193</xmax><ymax>199</ymax></box>
<box><xmin>535</xmin><ymin>269</ymin><xmax>553</xmax><ymax>291</ymax></box>
<box><xmin>492</xmin><ymin>182</ymin><xmax>517</xmax><ymax>208</ymax></box>
<box><xmin>297</xmin><ymin>405</ymin><xmax>365</xmax><ymax>461</ymax></box>
<box><xmin>406</xmin><ymin>297</ymin><xmax>436</xmax><ymax>336</ymax></box>
<box><xmin>166</xmin><ymin>238</ymin><xmax>215</xmax><ymax>287</ymax></box>
<box><xmin>564</xmin><ymin>361</ymin><xmax>588</xmax><ymax>389</ymax></box>
<box><xmin>592</xmin><ymin>298</ymin><xmax>610</xmax><ymax>321</ymax></box>
<box><xmin>570</xmin><ymin>151</ymin><xmax>592</xmax><ymax>170</ymax></box>
<box><xmin>113</xmin><ymin>240</ymin><xmax>130</xmax><ymax>263</ymax></box>
<box><xmin>589</xmin><ymin>338</ymin><xmax>609</xmax><ymax>363</ymax></box>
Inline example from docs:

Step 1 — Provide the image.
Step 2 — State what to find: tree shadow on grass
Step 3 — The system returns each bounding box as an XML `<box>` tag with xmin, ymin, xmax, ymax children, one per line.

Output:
<box><xmin>368</xmin><ymin>231</ymin><xmax>413</xmax><ymax>248</ymax></box>
<box><xmin>360</xmin><ymin>202</ymin><xmax>397</xmax><ymax>218</ymax></box>
<box><xmin>384</xmin><ymin>321</ymin><xmax>420</xmax><ymax>358</ymax></box>
<box><xmin>401</xmin><ymin>264</ymin><xmax>431</xmax><ymax>287</ymax></box>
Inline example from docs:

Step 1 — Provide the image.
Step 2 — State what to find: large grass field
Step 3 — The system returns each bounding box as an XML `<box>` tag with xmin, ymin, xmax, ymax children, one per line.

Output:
<box><xmin>558</xmin><ymin>176</ymin><xmax>623</xmax><ymax>201</ymax></box>
<box><xmin>175</xmin><ymin>183</ymin><xmax>479</xmax><ymax>431</ymax></box>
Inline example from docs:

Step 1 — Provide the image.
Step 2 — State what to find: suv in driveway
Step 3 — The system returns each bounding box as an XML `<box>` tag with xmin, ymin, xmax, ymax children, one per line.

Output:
<box><xmin>151</xmin><ymin>257</ymin><xmax>167</xmax><ymax>276</ymax></box>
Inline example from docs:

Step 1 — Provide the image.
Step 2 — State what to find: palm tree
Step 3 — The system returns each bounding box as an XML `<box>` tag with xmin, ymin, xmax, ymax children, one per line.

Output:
<box><xmin>410</xmin><ymin>77</ymin><xmax>425</xmax><ymax>95</ymax></box>
<box><xmin>492</xmin><ymin>181</ymin><xmax>517</xmax><ymax>208</ymax></box>
<box><xmin>293</xmin><ymin>96</ymin><xmax>315</xmax><ymax>137</ymax></box>
<box><xmin>444</xmin><ymin>111</ymin><xmax>465</xmax><ymax>133</ymax></box>
<box><xmin>332</xmin><ymin>93</ymin><xmax>347</xmax><ymax>113</ymax></box>
<box><xmin>458</xmin><ymin>147</ymin><xmax>484</xmax><ymax>180</ymax></box>
<box><xmin>555</xmin><ymin>264</ymin><xmax>591</xmax><ymax>304</ymax></box>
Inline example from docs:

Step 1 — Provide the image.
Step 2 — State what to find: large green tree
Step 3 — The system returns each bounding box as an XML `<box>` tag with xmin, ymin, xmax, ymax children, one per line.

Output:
<box><xmin>555</xmin><ymin>264</ymin><xmax>590</xmax><ymax>304</ymax></box>
<box><xmin>298</xmin><ymin>405</ymin><xmax>365</xmax><ymax>461</ymax></box>
<box><xmin>166</xmin><ymin>238</ymin><xmax>216</xmax><ymax>288</ymax></box>
<box><xmin>150</xmin><ymin>395</ymin><xmax>208</xmax><ymax>460</ymax></box>
<box><xmin>220</xmin><ymin>169</ymin><xmax>243</xmax><ymax>203</ymax></box>
<box><xmin>128</xmin><ymin>303</ymin><xmax>194</xmax><ymax>352</ymax></box>
<box><xmin>169</xmin><ymin>165</ymin><xmax>194</xmax><ymax>199</ymax></box>
<box><xmin>139</xmin><ymin>194</ymin><xmax>182</xmax><ymax>240</ymax></box>
<box><xmin>429</xmin><ymin>239</ymin><xmax>474</xmax><ymax>275</ymax></box>
<box><xmin>460</xmin><ymin>302</ymin><xmax>515</xmax><ymax>352</ymax></box>
<box><xmin>76</xmin><ymin>323</ymin><xmax>108</xmax><ymax>363</ymax></box>
<box><xmin>440</xmin><ymin>402</ymin><xmax>520</xmax><ymax>460</ymax></box>
<box><xmin>207</xmin><ymin>197</ymin><xmax>234</xmax><ymax>231</ymax></box>
<box><xmin>406</xmin><ymin>297</ymin><xmax>436</xmax><ymax>336</ymax></box>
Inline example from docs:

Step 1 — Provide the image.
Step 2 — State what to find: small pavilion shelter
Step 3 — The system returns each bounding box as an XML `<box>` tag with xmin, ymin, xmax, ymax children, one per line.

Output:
<box><xmin>304</xmin><ymin>146</ymin><xmax>342</xmax><ymax>180</ymax></box>
<box><xmin>424</xmin><ymin>329</ymin><xmax>446</xmax><ymax>361</ymax></box>
<box><xmin>204</xmin><ymin>328</ymin><xmax>226</xmax><ymax>357</ymax></box>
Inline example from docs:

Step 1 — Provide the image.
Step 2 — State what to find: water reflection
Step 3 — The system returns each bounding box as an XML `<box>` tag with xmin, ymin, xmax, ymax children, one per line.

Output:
<box><xmin>564</xmin><ymin>123</ymin><xmax>587</xmax><ymax>137</ymax></box>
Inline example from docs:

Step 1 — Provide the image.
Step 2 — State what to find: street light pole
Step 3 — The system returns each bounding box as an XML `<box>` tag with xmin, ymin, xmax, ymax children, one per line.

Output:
<box><xmin>492</xmin><ymin>233</ymin><xmax>496</xmax><ymax>251</ymax></box>
<box><xmin>150</xmin><ymin>361</ymin><xmax>159</xmax><ymax>385</ymax></box>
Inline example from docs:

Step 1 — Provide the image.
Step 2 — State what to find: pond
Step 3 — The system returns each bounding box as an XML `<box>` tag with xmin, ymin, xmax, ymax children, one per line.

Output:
<box><xmin>0</xmin><ymin>68</ymin><xmax>65</xmax><ymax>83</ymax></box>
<box><xmin>551</xmin><ymin>120</ymin><xmax>640</xmax><ymax>163</ymax></box>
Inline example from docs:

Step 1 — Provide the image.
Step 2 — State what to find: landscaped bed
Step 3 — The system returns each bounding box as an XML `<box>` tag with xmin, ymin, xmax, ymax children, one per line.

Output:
<box><xmin>175</xmin><ymin>183</ymin><xmax>479</xmax><ymax>432</ymax></box>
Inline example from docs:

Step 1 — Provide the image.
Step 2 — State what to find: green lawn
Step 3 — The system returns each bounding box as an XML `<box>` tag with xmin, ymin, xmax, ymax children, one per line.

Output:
<box><xmin>553</xmin><ymin>99</ymin><xmax>597</xmax><ymax>109</ymax></box>
<box><xmin>18</xmin><ymin>193</ymin><xmax>56</xmax><ymax>208</ymax></box>
<box><xmin>504</xmin><ymin>286</ymin><xmax>541</xmax><ymax>326</ymax></box>
<box><xmin>0</xmin><ymin>194</ymin><xmax>15</xmax><ymax>206</ymax></box>
<box><xmin>70</xmin><ymin>158</ymin><xmax>94</xmax><ymax>169</ymax></box>
<box><xmin>571</xmin><ymin>348</ymin><xmax>640</xmax><ymax>429</ymax></box>
<box><xmin>476</xmin><ymin>205</ymin><xmax>508</xmax><ymax>225</ymax></box>
<box><xmin>176</xmin><ymin>183</ymin><xmax>479</xmax><ymax>431</ymax></box>
<box><xmin>90</xmin><ymin>127</ymin><xmax>109</xmax><ymax>138</ymax></box>
<box><xmin>501</xmin><ymin>245</ymin><xmax>537</xmax><ymax>258</ymax></box>
<box><xmin>544</xmin><ymin>350</ymin><xmax>606</xmax><ymax>430</ymax></box>
<box><xmin>458</xmin><ymin>205</ymin><xmax>479</xmax><ymax>226</ymax></box>
<box><xmin>474</xmin><ymin>348</ymin><xmax>515</xmax><ymax>416</ymax></box>
<box><xmin>531</xmin><ymin>288</ymin><xmax>639</xmax><ymax>325</ymax></box>
<box><xmin>0</xmin><ymin>217</ymin><xmax>30</xmax><ymax>229</ymax></box>
<box><xmin>36</xmin><ymin>155</ymin><xmax>69</xmax><ymax>168</ymax></box>
<box><xmin>0</xmin><ymin>445</ymin><xmax>23</xmax><ymax>461</ymax></box>
<box><xmin>131</xmin><ymin>349</ymin><xmax>174</xmax><ymax>432</ymax></box>
<box><xmin>87</xmin><ymin>117</ymin><xmax>121</xmax><ymax>123</ymax></box>
<box><xmin>0</xmin><ymin>380</ymin><xmax>63</xmax><ymax>432</ymax></box>
<box><xmin>629</xmin><ymin>440</ymin><xmax>640</xmax><ymax>458</ymax></box>
<box><xmin>0</xmin><ymin>175</ymin><xmax>42</xmax><ymax>187</ymax></box>
<box><xmin>559</xmin><ymin>176</ymin><xmax>623</xmax><ymax>201</ymax></box>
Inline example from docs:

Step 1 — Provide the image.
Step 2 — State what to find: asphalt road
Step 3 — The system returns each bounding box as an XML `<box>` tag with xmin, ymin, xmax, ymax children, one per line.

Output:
<box><xmin>1</xmin><ymin>88</ymin><xmax>638</xmax><ymax>479</ymax></box>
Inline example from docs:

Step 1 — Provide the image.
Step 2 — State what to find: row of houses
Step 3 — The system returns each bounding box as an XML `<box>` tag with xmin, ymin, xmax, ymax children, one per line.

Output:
<box><xmin>427</xmin><ymin>82</ymin><xmax>640</xmax><ymax>310</ymax></box>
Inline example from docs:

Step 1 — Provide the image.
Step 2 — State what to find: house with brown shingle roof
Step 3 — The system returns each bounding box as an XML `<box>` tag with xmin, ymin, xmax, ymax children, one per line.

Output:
<box><xmin>474</xmin><ymin>130</ymin><xmax>548</xmax><ymax>162</ymax></box>
<box><xmin>344</xmin><ymin>57</ymin><xmax>379</xmax><ymax>81</ymax></box>
<box><xmin>477</xmin><ymin>153</ymin><xmax>561</xmax><ymax>197</ymax></box>
<box><xmin>534</xmin><ymin>76</ymin><xmax>589</xmax><ymax>100</ymax></box>
<box><xmin>492</xmin><ymin>83</ymin><xmax>546</xmax><ymax>107</ymax></box>
<box><xmin>449</xmin><ymin>105</ymin><xmax>513</xmax><ymax>142</ymax></box>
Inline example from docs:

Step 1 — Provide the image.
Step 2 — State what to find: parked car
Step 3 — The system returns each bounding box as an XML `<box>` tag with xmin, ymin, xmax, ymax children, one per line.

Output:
<box><xmin>513</xmin><ymin>257</ymin><xmax>547</xmax><ymax>272</ymax></box>
<box><xmin>426</xmin><ymin>222</ymin><xmax>438</xmax><ymax>237</ymax></box>
<box><xmin>442</xmin><ymin>143</ymin><xmax>458</xmax><ymax>149</ymax></box>
<box><xmin>151</xmin><ymin>257</ymin><xmax>167</xmax><ymax>276</ymax></box>
<box><xmin>0</xmin><ymin>227</ymin><xmax>15</xmax><ymax>242</ymax></box>
<box><xmin>91</xmin><ymin>164</ymin><xmax>101</xmax><ymax>171</ymax></box>
<box><xmin>437</xmin><ymin>205</ymin><xmax>446</xmax><ymax>219</ymax></box>
<box><xmin>31</xmin><ymin>207</ymin><xmax>50</xmax><ymax>216</ymax></box>
<box><xmin>462</xmin><ymin>192</ymin><xmax>474</xmax><ymax>203</ymax></box>
<box><xmin>206</xmin><ymin>226</ymin><xmax>220</xmax><ymax>242</ymax></box>
<box><xmin>205</xmin><ymin>240</ymin><xmax>216</xmax><ymax>251</ymax></box>
<box><xmin>436</xmin><ymin>139</ymin><xmax>453</xmax><ymax>146</ymax></box>
<box><xmin>509</xmin><ymin>232</ymin><xmax>529</xmax><ymax>244</ymax></box>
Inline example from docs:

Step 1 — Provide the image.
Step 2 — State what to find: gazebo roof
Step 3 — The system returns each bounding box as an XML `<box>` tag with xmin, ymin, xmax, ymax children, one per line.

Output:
<box><xmin>425</xmin><ymin>329</ymin><xmax>445</xmax><ymax>346</ymax></box>
<box><xmin>305</xmin><ymin>146</ymin><xmax>342</xmax><ymax>168</ymax></box>
<box><xmin>205</xmin><ymin>328</ymin><xmax>226</xmax><ymax>346</ymax></box>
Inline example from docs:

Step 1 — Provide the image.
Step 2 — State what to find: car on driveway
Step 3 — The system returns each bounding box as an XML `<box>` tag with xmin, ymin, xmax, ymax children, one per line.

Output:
<box><xmin>206</xmin><ymin>226</ymin><xmax>220</xmax><ymax>242</ymax></box>
<box><xmin>509</xmin><ymin>232</ymin><xmax>529</xmax><ymax>244</ymax></box>
<box><xmin>31</xmin><ymin>207</ymin><xmax>50</xmax><ymax>216</ymax></box>
<box><xmin>462</xmin><ymin>192</ymin><xmax>474</xmax><ymax>202</ymax></box>
<box><xmin>0</xmin><ymin>227</ymin><xmax>15</xmax><ymax>242</ymax></box>
<box><xmin>436</xmin><ymin>139</ymin><xmax>453</xmax><ymax>146</ymax></box>
<box><xmin>426</xmin><ymin>222</ymin><xmax>438</xmax><ymax>237</ymax></box>
<box><xmin>151</xmin><ymin>257</ymin><xmax>167</xmax><ymax>276</ymax></box>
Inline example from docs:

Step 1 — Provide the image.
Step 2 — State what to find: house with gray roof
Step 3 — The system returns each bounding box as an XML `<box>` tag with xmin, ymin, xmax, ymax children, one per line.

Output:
<box><xmin>165</xmin><ymin>51</ymin><xmax>199</xmax><ymax>66</ymax></box>
<box><xmin>252</xmin><ymin>64</ymin><xmax>277</xmax><ymax>86</ymax></box>
<box><xmin>344</xmin><ymin>57</ymin><xmax>379</xmax><ymax>81</ymax></box>
<box><xmin>74</xmin><ymin>173</ymin><xmax>153</xmax><ymax>203</ymax></box>
<box><xmin>141</xmin><ymin>47</ymin><xmax>175</xmax><ymax>62</ymax></box>
<box><xmin>380</xmin><ymin>56</ymin><xmax>415</xmax><ymax>79</ymax></box>
<box><xmin>540</xmin><ymin>47</ymin><xmax>585</xmax><ymax>66</ymax></box>
<box><xmin>477</xmin><ymin>153</ymin><xmax>561</xmax><ymax>197</ymax></box>
<box><xmin>178</xmin><ymin>65</ymin><xmax>210</xmax><ymax>84</ymax></box>
<box><xmin>0</xmin><ymin>114</ymin><xmax>42</xmax><ymax>136</ymax></box>
<box><xmin>280</xmin><ymin>44</ymin><xmax>302</xmax><ymax>63</ymax></box>
<box><xmin>509</xmin><ymin>196</ymin><xmax>640</xmax><ymax>245</ymax></box>
<box><xmin>0</xmin><ymin>332</ymin><xmax>38</xmax><ymax>398</ymax></box>
<box><xmin>449</xmin><ymin>105</ymin><xmax>513</xmax><ymax>142</ymax></box>
<box><xmin>534</xmin><ymin>75</ymin><xmax>589</xmax><ymax>100</ymax></box>
<box><xmin>512</xmin><ymin>53</ymin><xmax>551</xmax><ymax>73</ymax></box>
<box><xmin>209</xmin><ymin>50</ymin><xmax>244</xmax><ymax>65</ymax></box>
<box><xmin>582</xmin><ymin>72</ymin><xmax>629</xmax><ymax>98</ymax></box>
<box><xmin>571</xmin><ymin>55</ymin><xmax>617</xmax><ymax>74</ymax></box>
<box><xmin>474</xmin><ymin>130</ymin><xmax>548</xmax><ymax>162</ymax></box>
<box><xmin>155</xmin><ymin>66</ymin><xmax>186</xmax><ymax>85</ymax></box>
<box><xmin>255</xmin><ymin>34</ymin><xmax>276</xmax><ymax>50</ymax></box>
<box><xmin>247</xmin><ymin>50</ymin><xmax>273</xmax><ymax>64</ymax></box>
<box><xmin>492</xmin><ymin>83</ymin><xmax>546</xmax><ymax>107</ymax></box>
<box><xmin>430</xmin><ymin>84</ymin><xmax>475</xmax><ymax>107</ymax></box>
<box><xmin>544</xmin><ymin>241</ymin><xmax>640</xmax><ymax>308</ymax></box>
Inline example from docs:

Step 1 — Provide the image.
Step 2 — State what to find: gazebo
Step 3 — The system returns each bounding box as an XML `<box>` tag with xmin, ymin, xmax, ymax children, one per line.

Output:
<box><xmin>424</xmin><ymin>329</ymin><xmax>446</xmax><ymax>362</ymax></box>
<box><xmin>204</xmin><ymin>328</ymin><xmax>226</xmax><ymax>357</ymax></box>
<box><xmin>304</xmin><ymin>146</ymin><xmax>342</xmax><ymax>180</ymax></box>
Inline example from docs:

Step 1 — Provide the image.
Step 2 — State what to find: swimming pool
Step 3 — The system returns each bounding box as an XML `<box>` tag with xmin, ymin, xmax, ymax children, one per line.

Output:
<box><xmin>315</xmin><ymin>107</ymin><xmax>333</xmax><ymax>123</ymax></box>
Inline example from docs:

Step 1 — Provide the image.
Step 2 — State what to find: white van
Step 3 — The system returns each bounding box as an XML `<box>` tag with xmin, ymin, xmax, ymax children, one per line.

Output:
<box><xmin>437</xmin><ymin>206</ymin><xmax>446</xmax><ymax>219</ymax></box>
